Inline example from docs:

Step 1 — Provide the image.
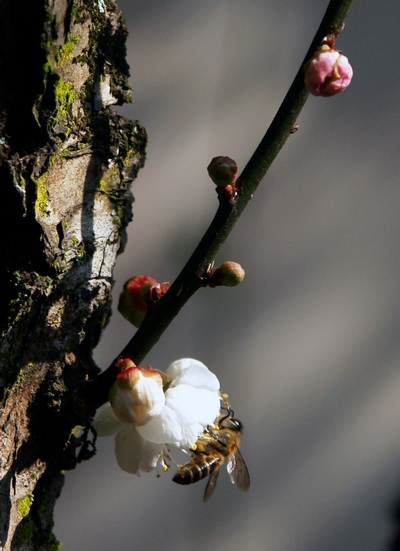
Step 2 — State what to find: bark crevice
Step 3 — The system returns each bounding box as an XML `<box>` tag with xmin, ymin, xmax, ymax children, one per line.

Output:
<box><xmin>0</xmin><ymin>1</ymin><xmax>146</xmax><ymax>548</ymax></box>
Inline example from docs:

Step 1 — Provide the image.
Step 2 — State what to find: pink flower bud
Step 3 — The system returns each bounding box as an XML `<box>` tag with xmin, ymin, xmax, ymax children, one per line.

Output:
<box><xmin>304</xmin><ymin>45</ymin><xmax>353</xmax><ymax>97</ymax></box>
<box><xmin>109</xmin><ymin>362</ymin><xmax>165</xmax><ymax>426</ymax></box>
<box><xmin>207</xmin><ymin>156</ymin><xmax>238</xmax><ymax>187</ymax></box>
<box><xmin>118</xmin><ymin>275</ymin><xmax>161</xmax><ymax>328</ymax></box>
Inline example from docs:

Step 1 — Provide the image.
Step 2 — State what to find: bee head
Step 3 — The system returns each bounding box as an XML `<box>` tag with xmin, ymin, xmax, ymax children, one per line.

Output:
<box><xmin>219</xmin><ymin>416</ymin><xmax>243</xmax><ymax>432</ymax></box>
<box><xmin>231</xmin><ymin>418</ymin><xmax>243</xmax><ymax>431</ymax></box>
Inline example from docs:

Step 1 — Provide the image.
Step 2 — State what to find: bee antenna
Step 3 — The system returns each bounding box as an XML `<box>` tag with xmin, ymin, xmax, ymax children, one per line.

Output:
<box><xmin>218</xmin><ymin>411</ymin><xmax>230</xmax><ymax>424</ymax></box>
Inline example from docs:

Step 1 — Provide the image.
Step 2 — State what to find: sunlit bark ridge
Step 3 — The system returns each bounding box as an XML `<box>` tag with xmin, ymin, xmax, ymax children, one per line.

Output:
<box><xmin>0</xmin><ymin>1</ymin><xmax>146</xmax><ymax>548</ymax></box>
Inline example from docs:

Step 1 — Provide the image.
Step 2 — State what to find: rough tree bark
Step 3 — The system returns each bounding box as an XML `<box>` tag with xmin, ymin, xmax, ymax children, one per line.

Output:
<box><xmin>0</xmin><ymin>0</ymin><xmax>146</xmax><ymax>548</ymax></box>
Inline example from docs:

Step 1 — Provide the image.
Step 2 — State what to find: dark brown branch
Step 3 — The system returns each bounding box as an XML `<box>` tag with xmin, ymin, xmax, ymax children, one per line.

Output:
<box><xmin>80</xmin><ymin>0</ymin><xmax>355</xmax><ymax>414</ymax></box>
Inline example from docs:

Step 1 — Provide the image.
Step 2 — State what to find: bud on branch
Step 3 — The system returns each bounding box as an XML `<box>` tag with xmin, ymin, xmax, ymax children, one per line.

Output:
<box><xmin>304</xmin><ymin>34</ymin><xmax>353</xmax><ymax>96</ymax></box>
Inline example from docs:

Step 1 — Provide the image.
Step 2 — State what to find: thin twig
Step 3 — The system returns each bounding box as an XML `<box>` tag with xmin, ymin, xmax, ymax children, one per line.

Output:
<box><xmin>79</xmin><ymin>0</ymin><xmax>355</xmax><ymax>414</ymax></box>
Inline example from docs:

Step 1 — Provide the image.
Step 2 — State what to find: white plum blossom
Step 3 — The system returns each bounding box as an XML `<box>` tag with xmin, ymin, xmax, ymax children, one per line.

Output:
<box><xmin>94</xmin><ymin>358</ymin><xmax>221</xmax><ymax>475</ymax></box>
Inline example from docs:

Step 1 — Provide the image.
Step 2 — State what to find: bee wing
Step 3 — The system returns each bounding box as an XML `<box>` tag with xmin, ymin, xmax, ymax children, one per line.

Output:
<box><xmin>227</xmin><ymin>448</ymin><xmax>250</xmax><ymax>492</ymax></box>
<box><xmin>203</xmin><ymin>468</ymin><xmax>220</xmax><ymax>503</ymax></box>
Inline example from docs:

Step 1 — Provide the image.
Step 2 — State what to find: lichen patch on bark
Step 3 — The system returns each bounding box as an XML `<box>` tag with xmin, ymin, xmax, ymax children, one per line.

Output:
<box><xmin>0</xmin><ymin>0</ymin><xmax>147</xmax><ymax>548</ymax></box>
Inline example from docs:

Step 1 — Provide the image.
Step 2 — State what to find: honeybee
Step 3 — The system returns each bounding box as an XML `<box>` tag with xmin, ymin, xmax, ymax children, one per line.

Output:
<box><xmin>172</xmin><ymin>410</ymin><xmax>250</xmax><ymax>502</ymax></box>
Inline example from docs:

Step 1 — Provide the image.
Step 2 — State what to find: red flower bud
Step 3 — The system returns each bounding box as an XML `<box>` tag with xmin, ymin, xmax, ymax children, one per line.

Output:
<box><xmin>118</xmin><ymin>275</ymin><xmax>160</xmax><ymax>328</ymax></box>
<box><xmin>207</xmin><ymin>156</ymin><xmax>238</xmax><ymax>187</ymax></box>
<box><xmin>115</xmin><ymin>357</ymin><xmax>137</xmax><ymax>373</ymax></box>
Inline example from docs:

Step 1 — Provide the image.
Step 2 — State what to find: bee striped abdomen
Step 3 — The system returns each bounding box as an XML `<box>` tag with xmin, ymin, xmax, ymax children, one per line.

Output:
<box><xmin>172</xmin><ymin>456</ymin><xmax>221</xmax><ymax>485</ymax></box>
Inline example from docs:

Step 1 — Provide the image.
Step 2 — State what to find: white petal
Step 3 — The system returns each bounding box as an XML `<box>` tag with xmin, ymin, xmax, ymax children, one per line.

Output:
<box><xmin>115</xmin><ymin>425</ymin><xmax>143</xmax><ymax>474</ymax></box>
<box><xmin>139</xmin><ymin>442</ymin><xmax>165</xmax><ymax>471</ymax></box>
<box><xmin>115</xmin><ymin>424</ymin><xmax>163</xmax><ymax>474</ymax></box>
<box><xmin>164</xmin><ymin>385</ymin><xmax>201</xmax><ymax>424</ymax></box>
<box><xmin>93</xmin><ymin>405</ymin><xmax>125</xmax><ymax>436</ymax></box>
<box><xmin>111</xmin><ymin>374</ymin><xmax>165</xmax><ymax>426</ymax></box>
<box><xmin>136</xmin><ymin>390</ymin><xmax>220</xmax><ymax>448</ymax></box>
<box><xmin>188</xmin><ymin>388</ymin><xmax>221</xmax><ymax>426</ymax></box>
<box><xmin>136</xmin><ymin>405</ymin><xmax>183</xmax><ymax>444</ymax></box>
<box><xmin>166</xmin><ymin>357</ymin><xmax>202</xmax><ymax>379</ymax></box>
<box><xmin>165</xmin><ymin>385</ymin><xmax>221</xmax><ymax>426</ymax></box>
<box><xmin>166</xmin><ymin>358</ymin><xmax>220</xmax><ymax>391</ymax></box>
<box><xmin>179</xmin><ymin>422</ymin><xmax>204</xmax><ymax>449</ymax></box>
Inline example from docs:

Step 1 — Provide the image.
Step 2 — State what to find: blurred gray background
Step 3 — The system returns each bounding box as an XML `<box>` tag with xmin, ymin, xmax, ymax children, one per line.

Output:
<box><xmin>55</xmin><ymin>1</ymin><xmax>400</xmax><ymax>550</ymax></box>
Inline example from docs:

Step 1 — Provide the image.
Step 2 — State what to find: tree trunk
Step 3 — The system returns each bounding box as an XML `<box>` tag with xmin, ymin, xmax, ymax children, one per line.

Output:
<box><xmin>0</xmin><ymin>1</ymin><xmax>146</xmax><ymax>548</ymax></box>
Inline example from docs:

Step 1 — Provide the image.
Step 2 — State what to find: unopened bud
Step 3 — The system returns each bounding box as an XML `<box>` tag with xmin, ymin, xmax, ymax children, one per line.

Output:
<box><xmin>109</xmin><ymin>361</ymin><xmax>165</xmax><ymax>426</ymax></box>
<box><xmin>118</xmin><ymin>275</ymin><xmax>168</xmax><ymax>327</ymax></box>
<box><xmin>206</xmin><ymin>261</ymin><xmax>245</xmax><ymax>287</ymax></box>
<box><xmin>115</xmin><ymin>357</ymin><xmax>136</xmax><ymax>373</ymax></box>
<box><xmin>207</xmin><ymin>156</ymin><xmax>238</xmax><ymax>187</ymax></box>
<box><xmin>219</xmin><ymin>261</ymin><xmax>245</xmax><ymax>286</ymax></box>
<box><xmin>304</xmin><ymin>44</ymin><xmax>353</xmax><ymax>97</ymax></box>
